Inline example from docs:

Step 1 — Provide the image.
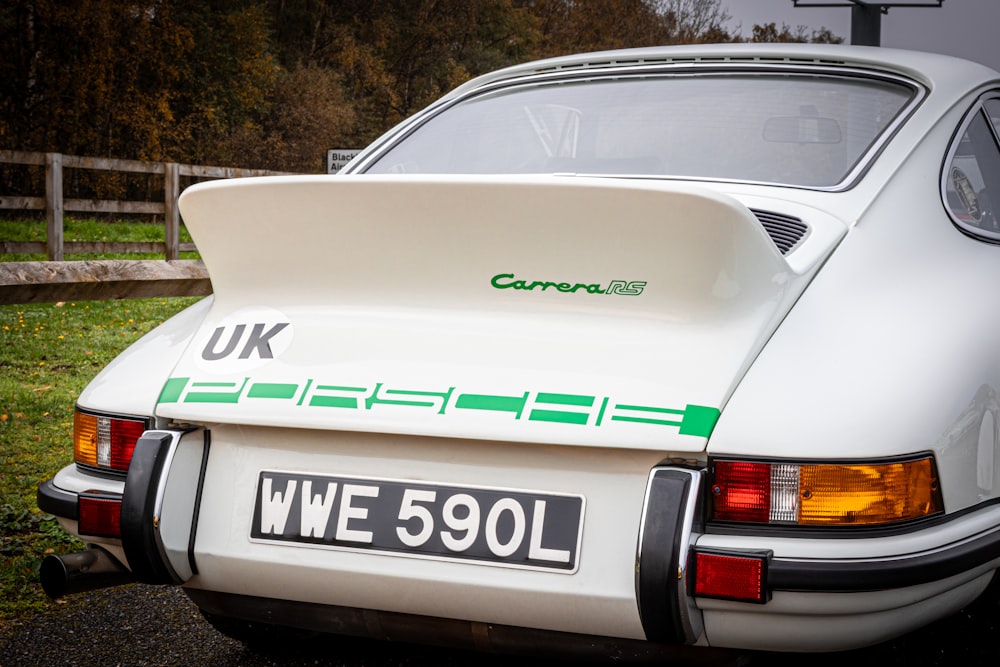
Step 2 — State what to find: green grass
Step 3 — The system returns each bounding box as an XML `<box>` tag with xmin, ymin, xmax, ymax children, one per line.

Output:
<box><xmin>0</xmin><ymin>217</ymin><xmax>198</xmax><ymax>261</ymax></box>
<box><xmin>0</xmin><ymin>218</ymin><xmax>202</xmax><ymax>625</ymax></box>
<box><xmin>0</xmin><ymin>297</ymin><xmax>201</xmax><ymax>623</ymax></box>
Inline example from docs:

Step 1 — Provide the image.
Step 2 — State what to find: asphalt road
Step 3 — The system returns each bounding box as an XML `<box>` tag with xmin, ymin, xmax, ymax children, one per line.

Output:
<box><xmin>1</xmin><ymin>582</ymin><xmax>999</xmax><ymax>667</ymax></box>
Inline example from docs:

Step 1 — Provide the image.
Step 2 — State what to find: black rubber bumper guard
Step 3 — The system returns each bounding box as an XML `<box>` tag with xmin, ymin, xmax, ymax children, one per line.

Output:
<box><xmin>635</xmin><ymin>467</ymin><xmax>703</xmax><ymax>644</ymax></box>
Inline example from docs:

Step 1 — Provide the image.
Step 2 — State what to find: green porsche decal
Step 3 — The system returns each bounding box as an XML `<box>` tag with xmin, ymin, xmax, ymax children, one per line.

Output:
<box><xmin>158</xmin><ymin>377</ymin><xmax>720</xmax><ymax>439</ymax></box>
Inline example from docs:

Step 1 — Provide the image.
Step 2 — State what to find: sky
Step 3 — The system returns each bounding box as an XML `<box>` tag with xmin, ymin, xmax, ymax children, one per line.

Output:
<box><xmin>719</xmin><ymin>0</ymin><xmax>1000</xmax><ymax>71</ymax></box>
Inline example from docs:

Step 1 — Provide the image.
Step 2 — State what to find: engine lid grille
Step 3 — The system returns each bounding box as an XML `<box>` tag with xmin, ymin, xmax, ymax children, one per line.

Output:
<box><xmin>751</xmin><ymin>209</ymin><xmax>808</xmax><ymax>255</ymax></box>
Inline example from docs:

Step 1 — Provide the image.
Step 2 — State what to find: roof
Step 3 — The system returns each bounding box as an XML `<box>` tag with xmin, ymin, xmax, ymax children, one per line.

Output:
<box><xmin>448</xmin><ymin>43</ymin><xmax>1000</xmax><ymax>100</ymax></box>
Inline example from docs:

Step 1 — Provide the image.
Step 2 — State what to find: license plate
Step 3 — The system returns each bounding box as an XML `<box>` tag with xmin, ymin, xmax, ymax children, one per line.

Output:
<box><xmin>250</xmin><ymin>471</ymin><xmax>585</xmax><ymax>572</ymax></box>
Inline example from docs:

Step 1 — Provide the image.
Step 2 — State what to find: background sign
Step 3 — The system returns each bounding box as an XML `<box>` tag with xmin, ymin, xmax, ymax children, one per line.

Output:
<box><xmin>327</xmin><ymin>149</ymin><xmax>362</xmax><ymax>173</ymax></box>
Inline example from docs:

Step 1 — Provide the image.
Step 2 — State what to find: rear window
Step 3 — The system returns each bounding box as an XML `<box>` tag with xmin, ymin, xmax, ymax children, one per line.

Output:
<box><xmin>364</xmin><ymin>72</ymin><xmax>916</xmax><ymax>188</ymax></box>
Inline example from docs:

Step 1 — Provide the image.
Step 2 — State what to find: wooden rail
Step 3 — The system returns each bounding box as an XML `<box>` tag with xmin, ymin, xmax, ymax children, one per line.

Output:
<box><xmin>0</xmin><ymin>150</ymin><xmax>290</xmax><ymax>261</ymax></box>
<box><xmin>0</xmin><ymin>150</ymin><xmax>294</xmax><ymax>304</ymax></box>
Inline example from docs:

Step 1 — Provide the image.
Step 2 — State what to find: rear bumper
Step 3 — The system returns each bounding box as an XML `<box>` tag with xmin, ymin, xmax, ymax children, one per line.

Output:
<box><xmin>691</xmin><ymin>502</ymin><xmax>1000</xmax><ymax>594</ymax></box>
<box><xmin>767</xmin><ymin>518</ymin><xmax>1000</xmax><ymax>591</ymax></box>
<box><xmin>41</xmin><ymin>460</ymin><xmax>1000</xmax><ymax>593</ymax></box>
<box><xmin>37</xmin><ymin>430</ymin><xmax>1000</xmax><ymax>651</ymax></box>
<box><xmin>37</xmin><ymin>477</ymin><xmax>81</xmax><ymax>520</ymax></box>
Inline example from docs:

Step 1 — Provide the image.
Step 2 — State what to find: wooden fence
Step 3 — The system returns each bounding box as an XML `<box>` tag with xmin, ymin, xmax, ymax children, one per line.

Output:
<box><xmin>0</xmin><ymin>150</ymin><xmax>292</xmax><ymax>304</ymax></box>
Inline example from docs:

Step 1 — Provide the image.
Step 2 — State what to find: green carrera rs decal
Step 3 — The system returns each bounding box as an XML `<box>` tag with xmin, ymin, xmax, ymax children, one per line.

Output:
<box><xmin>157</xmin><ymin>377</ymin><xmax>720</xmax><ymax>439</ymax></box>
<box><xmin>490</xmin><ymin>273</ymin><xmax>647</xmax><ymax>295</ymax></box>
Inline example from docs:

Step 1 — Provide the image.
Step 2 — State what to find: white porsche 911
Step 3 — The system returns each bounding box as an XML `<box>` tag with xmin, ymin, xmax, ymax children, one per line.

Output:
<box><xmin>37</xmin><ymin>43</ymin><xmax>1000</xmax><ymax>658</ymax></box>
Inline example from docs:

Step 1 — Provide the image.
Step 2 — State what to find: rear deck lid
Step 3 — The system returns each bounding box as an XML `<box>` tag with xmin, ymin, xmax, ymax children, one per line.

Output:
<box><xmin>158</xmin><ymin>175</ymin><xmax>823</xmax><ymax>452</ymax></box>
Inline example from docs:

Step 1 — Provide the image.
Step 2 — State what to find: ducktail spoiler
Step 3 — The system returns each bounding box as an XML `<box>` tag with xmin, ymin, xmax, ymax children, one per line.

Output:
<box><xmin>165</xmin><ymin>175</ymin><xmax>805</xmax><ymax>451</ymax></box>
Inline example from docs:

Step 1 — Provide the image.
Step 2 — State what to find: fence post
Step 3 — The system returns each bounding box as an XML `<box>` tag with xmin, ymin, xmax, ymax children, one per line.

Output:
<box><xmin>164</xmin><ymin>162</ymin><xmax>180</xmax><ymax>261</ymax></box>
<box><xmin>45</xmin><ymin>152</ymin><xmax>64</xmax><ymax>261</ymax></box>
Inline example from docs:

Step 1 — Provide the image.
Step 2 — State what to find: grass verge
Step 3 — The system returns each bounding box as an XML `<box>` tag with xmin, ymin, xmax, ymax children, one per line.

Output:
<box><xmin>0</xmin><ymin>296</ymin><xmax>200</xmax><ymax>623</ymax></box>
<box><xmin>0</xmin><ymin>217</ymin><xmax>198</xmax><ymax>261</ymax></box>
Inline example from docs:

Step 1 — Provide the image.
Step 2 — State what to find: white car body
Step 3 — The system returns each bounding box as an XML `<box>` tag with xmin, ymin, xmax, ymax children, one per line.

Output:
<box><xmin>39</xmin><ymin>43</ymin><xmax>1000</xmax><ymax>657</ymax></box>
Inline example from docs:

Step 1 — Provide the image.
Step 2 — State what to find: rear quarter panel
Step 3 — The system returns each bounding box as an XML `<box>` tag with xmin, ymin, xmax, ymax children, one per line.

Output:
<box><xmin>709</xmin><ymin>95</ymin><xmax>1000</xmax><ymax>514</ymax></box>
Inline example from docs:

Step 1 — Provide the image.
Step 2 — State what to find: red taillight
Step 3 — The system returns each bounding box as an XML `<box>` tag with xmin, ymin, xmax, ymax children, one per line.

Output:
<box><xmin>78</xmin><ymin>494</ymin><xmax>122</xmax><ymax>538</ymax></box>
<box><xmin>108</xmin><ymin>419</ymin><xmax>144</xmax><ymax>470</ymax></box>
<box><xmin>692</xmin><ymin>550</ymin><xmax>769</xmax><ymax>603</ymax></box>
<box><xmin>711</xmin><ymin>460</ymin><xmax>770</xmax><ymax>523</ymax></box>
<box><xmin>74</xmin><ymin>410</ymin><xmax>147</xmax><ymax>472</ymax></box>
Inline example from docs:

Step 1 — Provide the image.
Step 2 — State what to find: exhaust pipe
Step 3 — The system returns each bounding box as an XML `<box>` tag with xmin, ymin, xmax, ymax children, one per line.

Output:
<box><xmin>40</xmin><ymin>546</ymin><xmax>135</xmax><ymax>598</ymax></box>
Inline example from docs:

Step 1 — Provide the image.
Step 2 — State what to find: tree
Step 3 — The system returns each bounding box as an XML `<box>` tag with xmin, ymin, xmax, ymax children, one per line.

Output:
<box><xmin>0</xmin><ymin>0</ymin><xmax>189</xmax><ymax>160</ymax></box>
<box><xmin>319</xmin><ymin>0</ymin><xmax>539</xmax><ymax>143</ymax></box>
<box><xmin>528</xmin><ymin>0</ymin><xmax>674</xmax><ymax>58</ymax></box>
<box><xmin>0</xmin><ymin>0</ymin><xmax>279</xmax><ymax>166</ymax></box>
<box><xmin>656</xmin><ymin>0</ymin><xmax>734</xmax><ymax>43</ymax></box>
<box><xmin>750</xmin><ymin>22</ymin><xmax>844</xmax><ymax>44</ymax></box>
<box><xmin>166</xmin><ymin>0</ymin><xmax>279</xmax><ymax>164</ymax></box>
<box><xmin>218</xmin><ymin>66</ymin><xmax>357</xmax><ymax>173</ymax></box>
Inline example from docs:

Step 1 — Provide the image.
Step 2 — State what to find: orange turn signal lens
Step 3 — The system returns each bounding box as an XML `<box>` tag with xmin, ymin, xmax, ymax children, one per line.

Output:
<box><xmin>798</xmin><ymin>459</ymin><xmax>942</xmax><ymax>526</ymax></box>
<box><xmin>73</xmin><ymin>411</ymin><xmax>99</xmax><ymax>466</ymax></box>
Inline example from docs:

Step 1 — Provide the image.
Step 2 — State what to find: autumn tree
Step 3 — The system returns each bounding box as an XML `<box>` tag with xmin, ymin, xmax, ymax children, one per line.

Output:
<box><xmin>218</xmin><ymin>66</ymin><xmax>357</xmax><ymax>173</ymax></box>
<box><xmin>159</xmin><ymin>0</ymin><xmax>279</xmax><ymax>164</ymax></box>
<box><xmin>0</xmin><ymin>0</ymin><xmax>277</xmax><ymax>164</ymax></box>
<box><xmin>318</xmin><ymin>0</ymin><xmax>539</xmax><ymax>143</ymax></box>
<box><xmin>528</xmin><ymin>0</ymin><xmax>674</xmax><ymax>59</ymax></box>
<box><xmin>0</xmin><ymin>0</ymin><xmax>189</xmax><ymax>160</ymax></box>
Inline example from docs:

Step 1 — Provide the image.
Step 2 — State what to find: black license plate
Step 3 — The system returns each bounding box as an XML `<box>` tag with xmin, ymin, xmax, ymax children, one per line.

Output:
<box><xmin>250</xmin><ymin>471</ymin><xmax>585</xmax><ymax>571</ymax></box>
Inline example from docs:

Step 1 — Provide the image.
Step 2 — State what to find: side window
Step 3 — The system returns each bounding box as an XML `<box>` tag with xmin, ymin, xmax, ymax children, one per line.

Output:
<box><xmin>944</xmin><ymin>96</ymin><xmax>1000</xmax><ymax>242</ymax></box>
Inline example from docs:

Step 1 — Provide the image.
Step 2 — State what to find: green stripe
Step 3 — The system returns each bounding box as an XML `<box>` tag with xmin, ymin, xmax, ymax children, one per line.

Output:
<box><xmin>184</xmin><ymin>379</ymin><xmax>249</xmax><ymax>404</ymax></box>
<box><xmin>247</xmin><ymin>383</ymin><xmax>298</xmax><ymax>400</ymax></box>
<box><xmin>366</xmin><ymin>385</ymin><xmax>453</xmax><ymax>412</ymax></box>
<box><xmin>535</xmin><ymin>392</ymin><xmax>595</xmax><ymax>407</ymax></box>
<box><xmin>614</xmin><ymin>404</ymin><xmax>685</xmax><ymax>416</ymax></box>
<box><xmin>678</xmin><ymin>404</ymin><xmax>721</xmax><ymax>438</ymax></box>
<box><xmin>611</xmin><ymin>403</ymin><xmax>684</xmax><ymax>427</ymax></box>
<box><xmin>610</xmin><ymin>403</ymin><xmax>720</xmax><ymax>438</ymax></box>
<box><xmin>594</xmin><ymin>396</ymin><xmax>609</xmax><ymax>426</ymax></box>
<box><xmin>158</xmin><ymin>377</ymin><xmax>189</xmax><ymax>403</ymax></box>
<box><xmin>529</xmin><ymin>409</ymin><xmax>589</xmax><ymax>425</ymax></box>
<box><xmin>611</xmin><ymin>415</ymin><xmax>682</xmax><ymax>427</ymax></box>
<box><xmin>455</xmin><ymin>393</ymin><xmax>529</xmax><ymax>418</ymax></box>
<box><xmin>309</xmin><ymin>385</ymin><xmax>367</xmax><ymax>409</ymax></box>
<box><xmin>309</xmin><ymin>395</ymin><xmax>361</xmax><ymax>409</ymax></box>
<box><xmin>295</xmin><ymin>379</ymin><xmax>313</xmax><ymax>406</ymax></box>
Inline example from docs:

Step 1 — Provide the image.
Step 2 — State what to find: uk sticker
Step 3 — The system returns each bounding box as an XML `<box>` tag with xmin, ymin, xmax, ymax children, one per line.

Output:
<box><xmin>193</xmin><ymin>306</ymin><xmax>294</xmax><ymax>372</ymax></box>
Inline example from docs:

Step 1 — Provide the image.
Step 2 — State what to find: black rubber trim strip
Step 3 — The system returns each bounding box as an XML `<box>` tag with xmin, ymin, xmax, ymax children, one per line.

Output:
<box><xmin>768</xmin><ymin>526</ymin><xmax>1000</xmax><ymax>592</ymax></box>
<box><xmin>186</xmin><ymin>429</ymin><xmax>211</xmax><ymax>577</ymax></box>
<box><xmin>36</xmin><ymin>479</ymin><xmax>80</xmax><ymax>520</ymax></box>
<box><xmin>636</xmin><ymin>469</ymin><xmax>692</xmax><ymax>644</ymax></box>
<box><xmin>705</xmin><ymin>496</ymin><xmax>1000</xmax><ymax>539</ymax></box>
<box><xmin>120</xmin><ymin>431</ymin><xmax>178</xmax><ymax>585</ymax></box>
